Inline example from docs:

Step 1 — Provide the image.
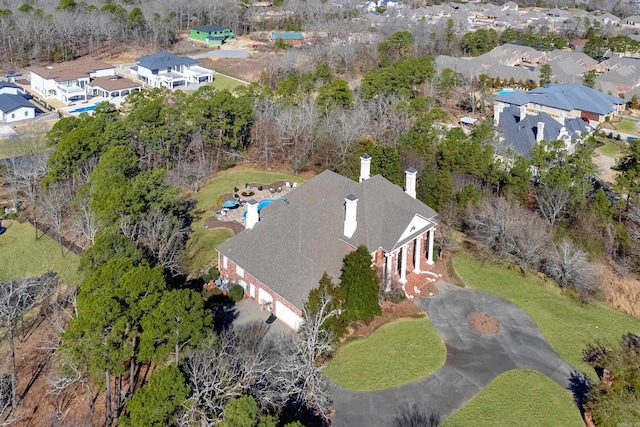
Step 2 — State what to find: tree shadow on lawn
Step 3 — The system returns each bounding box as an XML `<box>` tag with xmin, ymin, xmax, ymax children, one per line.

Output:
<box><xmin>393</xmin><ymin>402</ymin><xmax>440</xmax><ymax>427</ymax></box>
<box><xmin>568</xmin><ymin>370</ymin><xmax>594</xmax><ymax>419</ymax></box>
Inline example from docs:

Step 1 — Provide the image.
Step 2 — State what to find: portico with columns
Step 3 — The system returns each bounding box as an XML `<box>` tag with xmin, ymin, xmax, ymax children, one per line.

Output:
<box><xmin>352</xmin><ymin>154</ymin><xmax>438</xmax><ymax>296</ymax></box>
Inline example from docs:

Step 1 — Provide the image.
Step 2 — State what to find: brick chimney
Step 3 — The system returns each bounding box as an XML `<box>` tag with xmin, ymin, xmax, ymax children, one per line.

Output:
<box><xmin>536</xmin><ymin>121</ymin><xmax>545</xmax><ymax>142</ymax></box>
<box><xmin>405</xmin><ymin>168</ymin><xmax>417</xmax><ymax>199</ymax></box>
<box><xmin>359</xmin><ymin>154</ymin><xmax>371</xmax><ymax>182</ymax></box>
<box><xmin>344</xmin><ymin>194</ymin><xmax>358</xmax><ymax>238</ymax></box>
<box><xmin>245</xmin><ymin>199</ymin><xmax>259</xmax><ymax>229</ymax></box>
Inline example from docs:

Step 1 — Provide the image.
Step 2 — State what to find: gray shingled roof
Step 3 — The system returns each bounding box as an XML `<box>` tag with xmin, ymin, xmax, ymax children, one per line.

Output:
<box><xmin>217</xmin><ymin>170</ymin><xmax>437</xmax><ymax>311</ymax></box>
<box><xmin>137</xmin><ymin>52</ymin><xmax>197</xmax><ymax>71</ymax></box>
<box><xmin>497</xmin><ymin>106</ymin><xmax>589</xmax><ymax>158</ymax></box>
<box><xmin>0</xmin><ymin>94</ymin><xmax>33</xmax><ymax>113</ymax></box>
<box><xmin>496</xmin><ymin>84</ymin><xmax>625</xmax><ymax>115</ymax></box>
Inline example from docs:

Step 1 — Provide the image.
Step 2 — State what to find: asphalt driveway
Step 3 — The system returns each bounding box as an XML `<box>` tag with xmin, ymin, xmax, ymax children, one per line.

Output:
<box><xmin>330</xmin><ymin>281</ymin><xmax>577</xmax><ymax>426</ymax></box>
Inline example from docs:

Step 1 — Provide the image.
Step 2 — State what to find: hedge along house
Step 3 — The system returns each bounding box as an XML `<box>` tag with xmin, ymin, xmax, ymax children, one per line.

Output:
<box><xmin>216</xmin><ymin>155</ymin><xmax>438</xmax><ymax>330</ymax></box>
<box><xmin>189</xmin><ymin>25</ymin><xmax>236</xmax><ymax>47</ymax></box>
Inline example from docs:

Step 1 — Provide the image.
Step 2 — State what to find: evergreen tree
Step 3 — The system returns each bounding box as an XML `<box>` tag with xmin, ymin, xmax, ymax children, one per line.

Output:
<box><xmin>118</xmin><ymin>365</ymin><xmax>189</xmax><ymax>427</ymax></box>
<box><xmin>340</xmin><ymin>246</ymin><xmax>380</xmax><ymax>322</ymax></box>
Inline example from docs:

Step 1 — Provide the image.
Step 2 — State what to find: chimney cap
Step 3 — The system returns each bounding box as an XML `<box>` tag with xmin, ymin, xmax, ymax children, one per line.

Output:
<box><xmin>360</xmin><ymin>153</ymin><xmax>371</xmax><ymax>160</ymax></box>
<box><xmin>346</xmin><ymin>194</ymin><xmax>358</xmax><ymax>201</ymax></box>
<box><xmin>247</xmin><ymin>199</ymin><xmax>258</xmax><ymax>205</ymax></box>
<box><xmin>406</xmin><ymin>167</ymin><xmax>417</xmax><ymax>174</ymax></box>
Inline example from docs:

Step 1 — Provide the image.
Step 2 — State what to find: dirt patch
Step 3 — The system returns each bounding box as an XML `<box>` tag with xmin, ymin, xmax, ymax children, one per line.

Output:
<box><xmin>200</xmin><ymin>57</ymin><xmax>263</xmax><ymax>83</ymax></box>
<box><xmin>468</xmin><ymin>312</ymin><xmax>501</xmax><ymax>334</ymax></box>
<box><xmin>343</xmin><ymin>300</ymin><xmax>424</xmax><ymax>340</ymax></box>
<box><xmin>203</xmin><ymin>218</ymin><xmax>243</xmax><ymax>234</ymax></box>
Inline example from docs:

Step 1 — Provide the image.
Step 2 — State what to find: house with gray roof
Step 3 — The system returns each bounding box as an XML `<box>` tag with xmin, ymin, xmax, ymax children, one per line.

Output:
<box><xmin>216</xmin><ymin>157</ymin><xmax>439</xmax><ymax>329</ymax></box>
<box><xmin>495</xmin><ymin>83</ymin><xmax>626</xmax><ymax>125</ymax></box>
<box><xmin>133</xmin><ymin>52</ymin><xmax>213</xmax><ymax>89</ymax></box>
<box><xmin>495</xmin><ymin>104</ymin><xmax>590</xmax><ymax>158</ymax></box>
<box><xmin>0</xmin><ymin>94</ymin><xmax>35</xmax><ymax>123</ymax></box>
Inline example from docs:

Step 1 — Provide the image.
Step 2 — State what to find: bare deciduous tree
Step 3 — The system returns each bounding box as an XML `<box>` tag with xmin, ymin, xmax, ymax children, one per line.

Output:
<box><xmin>0</xmin><ymin>273</ymin><xmax>57</xmax><ymax>408</ymax></box>
<box><xmin>543</xmin><ymin>240</ymin><xmax>597</xmax><ymax>293</ymax></box>
<box><xmin>533</xmin><ymin>183</ymin><xmax>571</xmax><ymax>226</ymax></box>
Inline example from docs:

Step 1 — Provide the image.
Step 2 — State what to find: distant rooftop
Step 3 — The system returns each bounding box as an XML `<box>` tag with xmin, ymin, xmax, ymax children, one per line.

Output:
<box><xmin>496</xmin><ymin>83</ymin><xmax>625</xmax><ymax>115</ymax></box>
<box><xmin>137</xmin><ymin>52</ymin><xmax>198</xmax><ymax>71</ymax></box>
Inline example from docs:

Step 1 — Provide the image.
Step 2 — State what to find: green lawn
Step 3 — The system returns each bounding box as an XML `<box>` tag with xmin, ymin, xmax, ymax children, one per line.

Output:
<box><xmin>209</xmin><ymin>73</ymin><xmax>248</xmax><ymax>93</ymax></box>
<box><xmin>453</xmin><ymin>254</ymin><xmax>640</xmax><ymax>376</ymax></box>
<box><xmin>0</xmin><ymin>220</ymin><xmax>81</xmax><ymax>286</ymax></box>
<box><xmin>186</xmin><ymin>168</ymin><xmax>305</xmax><ymax>274</ymax></box>
<box><xmin>323</xmin><ymin>317</ymin><xmax>446</xmax><ymax>391</ymax></box>
<box><xmin>613</xmin><ymin>118</ymin><xmax>638</xmax><ymax>135</ymax></box>
<box><xmin>595</xmin><ymin>138</ymin><xmax>624</xmax><ymax>157</ymax></box>
<box><xmin>443</xmin><ymin>370</ymin><xmax>583</xmax><ymax>427</ymax></box>
<box><xmin>0</xmin><ymin>135</ymin><xmax>51</xmax><ymax>160</ymax></box>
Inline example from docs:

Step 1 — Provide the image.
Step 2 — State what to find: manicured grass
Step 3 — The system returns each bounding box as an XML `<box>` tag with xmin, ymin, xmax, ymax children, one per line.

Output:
<box><xmin>613</xmin><ymin>118</ymin><xmax>638</xmax><ymax>134</ymax></box>
<box><xmin>187</xmin><ymin>227</ymin><xmax>234</xmax><ymax>276</ymax></box>
<box><xmin>186</xmin><ymin>167</ymin><xmax>305</xmax><ymax>274</ymax></box>
<box><xmin>209</xmin><ymin>73</ymin><xmax>248</xmax><ymax>93</ymax></box>
<box><xmin>0</xmin><ymin>135</ymin><xmax>50</xmax><ymax>159</ymax></box>
<box><xmin>595</xmin><ymin>138</ymin><xmax>624</xmax><ymax>157</ymax></box>
<box><xmin>323</xmin><ymin>317</ymin><xmax>446</xmax><ymax>391</ymax></box>
<box><xmin>0</xmin><ymin>220</ymin><xmax>81</xmax><ymax>286</ymax></box>
<box><xmin>442</xmin><ymin>370</ymin><xmax>583</xmax><ymax>427</ymax></box>
<box><xmin>453</xmin><ymin>253</ymin><xmax>640</xmax><ymax>376</ymax></box>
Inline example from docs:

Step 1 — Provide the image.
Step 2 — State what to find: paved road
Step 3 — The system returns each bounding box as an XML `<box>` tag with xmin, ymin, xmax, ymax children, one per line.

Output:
<box><xmin>331</xmin><ymin>281</ymin><xmax>577</xmax><ymax>427</ymax></box>
<box><xmin>190</xmin><ymin>49</ymin><xmax>251</xmax><ymax>59</ymax></box>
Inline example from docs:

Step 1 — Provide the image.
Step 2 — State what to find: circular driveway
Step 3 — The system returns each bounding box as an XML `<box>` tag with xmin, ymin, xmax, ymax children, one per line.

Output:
<box><xmin>330</xmin><ymin>281</ymin><xmax>577</xmax><ymax>426</ymax></box>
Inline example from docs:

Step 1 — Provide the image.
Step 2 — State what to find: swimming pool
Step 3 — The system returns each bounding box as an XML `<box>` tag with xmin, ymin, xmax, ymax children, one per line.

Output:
<box><xmin>497</xmin><ymin>88</ymin><xmax>515</xmax><ymax>96</ymax></box>
<box><xmin>243</xmin><ymin>199</ymin><xmax>277</xmax><ymax>218</ymax></box>
<box><xmin>70</xmin><ymin>104</ymin><xmax>98</xmax><ymax>113</ymax></box>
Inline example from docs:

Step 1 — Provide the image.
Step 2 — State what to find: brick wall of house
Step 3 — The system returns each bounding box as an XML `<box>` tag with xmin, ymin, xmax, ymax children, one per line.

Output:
<box><xmin>218</xmin><ymin>253</ymin><xmax>302</xmax><ymax>317</ymax></box>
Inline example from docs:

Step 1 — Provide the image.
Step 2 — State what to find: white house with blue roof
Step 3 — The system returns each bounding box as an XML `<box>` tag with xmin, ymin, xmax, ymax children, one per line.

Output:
<box><xmin>0</xmin><ymin>94</ymin><xmax>35</xmax><ymax>123</ymax></box>
<box><xmin>494</xmin><ymin>84</ymin><xmax>626</xmax><ymax>125</ymax></box>
<box><xmin>133</xmin><ymin>52</ymin><xmax>214</xmax><ymax>89</ymax></box>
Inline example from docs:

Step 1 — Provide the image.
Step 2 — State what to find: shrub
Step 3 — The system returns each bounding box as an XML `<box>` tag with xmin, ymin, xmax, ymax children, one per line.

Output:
<box><xmin>386</xmin><ymin>288</ymin><xmax>406</xmax><ymax>304</ymax></box>
<box><xmin>229</xmin><ymin>284</ymin><xmax>244</xmax><ymax>302</ymax></box>
<box><xmin>202</xmin><ymin>273</ymin><xmax>211</xmax><ymax>283</ymax></box>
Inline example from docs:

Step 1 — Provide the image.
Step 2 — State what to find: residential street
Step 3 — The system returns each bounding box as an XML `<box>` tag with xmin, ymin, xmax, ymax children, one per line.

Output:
<box><xmin>330</xmin><ymin>281</ymin><xmax>577</xmax><ymax>426</ymax></box>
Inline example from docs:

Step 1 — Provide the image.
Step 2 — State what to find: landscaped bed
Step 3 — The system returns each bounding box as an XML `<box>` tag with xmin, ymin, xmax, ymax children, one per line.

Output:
<box><xmin>442</xmin><ymin>369</ymin><xmax>583</xmax><ymax>427</ymax></box>
<box><xmin>452</xmin><ymin>253</ymin><xmax>640</xmax><ymax>377</ymax></box>
<box><xmin>323</xmin><ymin>316</ymin><xmax>446</xmax><ymax>391</ymax></box>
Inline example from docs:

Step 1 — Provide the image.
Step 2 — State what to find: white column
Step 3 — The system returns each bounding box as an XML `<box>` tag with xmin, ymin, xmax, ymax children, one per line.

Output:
<box><xmin>399</xmin><ymin>245</ymin><xmax>407</xmax><ymax>284</ymax></box>
<box><xmin>427</xmin><ymin>228</ymin><xmax>435</xmax><ymax>265</ymax></box>
<box><xmin>413</xmin><ymin>236</ymin><xmax>422</xmax><ymax>273</ymax></box>
<box><xmin>385</xmin><ymin>253</ymin><xmax>392</xmax><ymax>292</ymax></box>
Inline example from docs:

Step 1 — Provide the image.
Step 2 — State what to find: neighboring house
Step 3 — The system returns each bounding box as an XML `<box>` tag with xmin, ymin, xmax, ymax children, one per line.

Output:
<box><xmin>622</xmin><ymin>15</ymin><xmax>640</xmax><ymax>25</ymax></box>
<box><xmin>0</xmin><ymin>94</ymin><xmax>35</xmax><ymax>123</ymax></box>
<box><xmin>87</xmin><ymin>76</ymin><xmax>143</xmax><ymax>99</ymax></box>
<box><xmin>495</xmin><ymin>105</ymin><xmax>590</xmax><ymax>158</ymax></box>
<box><xmin>30</xmin><ymin>59</ymin><xmax>115</xmax><ymax>105</ymax></box>
<box><xmin>189</xmin><ymin>25</ymin><xmax>236</xmax><ymax>47</ymax></box>
<box><xmin>272</xmin><ymin>31</ymin><xmax>304</xmax><ymax>45</ymax></box>
<box><xmin>216</xmin><ymin>156</ymin><xmax>439</xmax><ymax>330</ymax></box>
<box><xmin>132</xmin><ymin>52</ymin><xmax>213</xmax><ymax>89</ymax></box>
<box><xmin>0</xmin><ymin>81</ymin><xmax>22</xmax><ymax>96</ymax></box>
<box><xmin>495</xmin><ymin>83</ymin><xmax>626</xmax><ymax>125</ymax></box>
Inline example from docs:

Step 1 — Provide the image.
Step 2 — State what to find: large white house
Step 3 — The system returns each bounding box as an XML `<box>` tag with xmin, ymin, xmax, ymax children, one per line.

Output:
<box><xmin>30</xmin><ymin>59</ymin><xmax>116</xmax><ymax>105</ymax></box>
<box><xmin>216</xmin><ymin>155</ymin><xmax>439</xmax><ymax>330</ymax></box>
<box><xmin>132</xmin><ymin>52</ymin><xmax>213</xmax><ymax>89</ymax></box>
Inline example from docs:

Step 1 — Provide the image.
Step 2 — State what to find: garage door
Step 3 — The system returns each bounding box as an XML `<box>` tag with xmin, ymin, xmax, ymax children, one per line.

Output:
<box><xmin>275</xmin><ymin>301</ymin><xmax>302</xmax><ymax>330</ymax></box>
